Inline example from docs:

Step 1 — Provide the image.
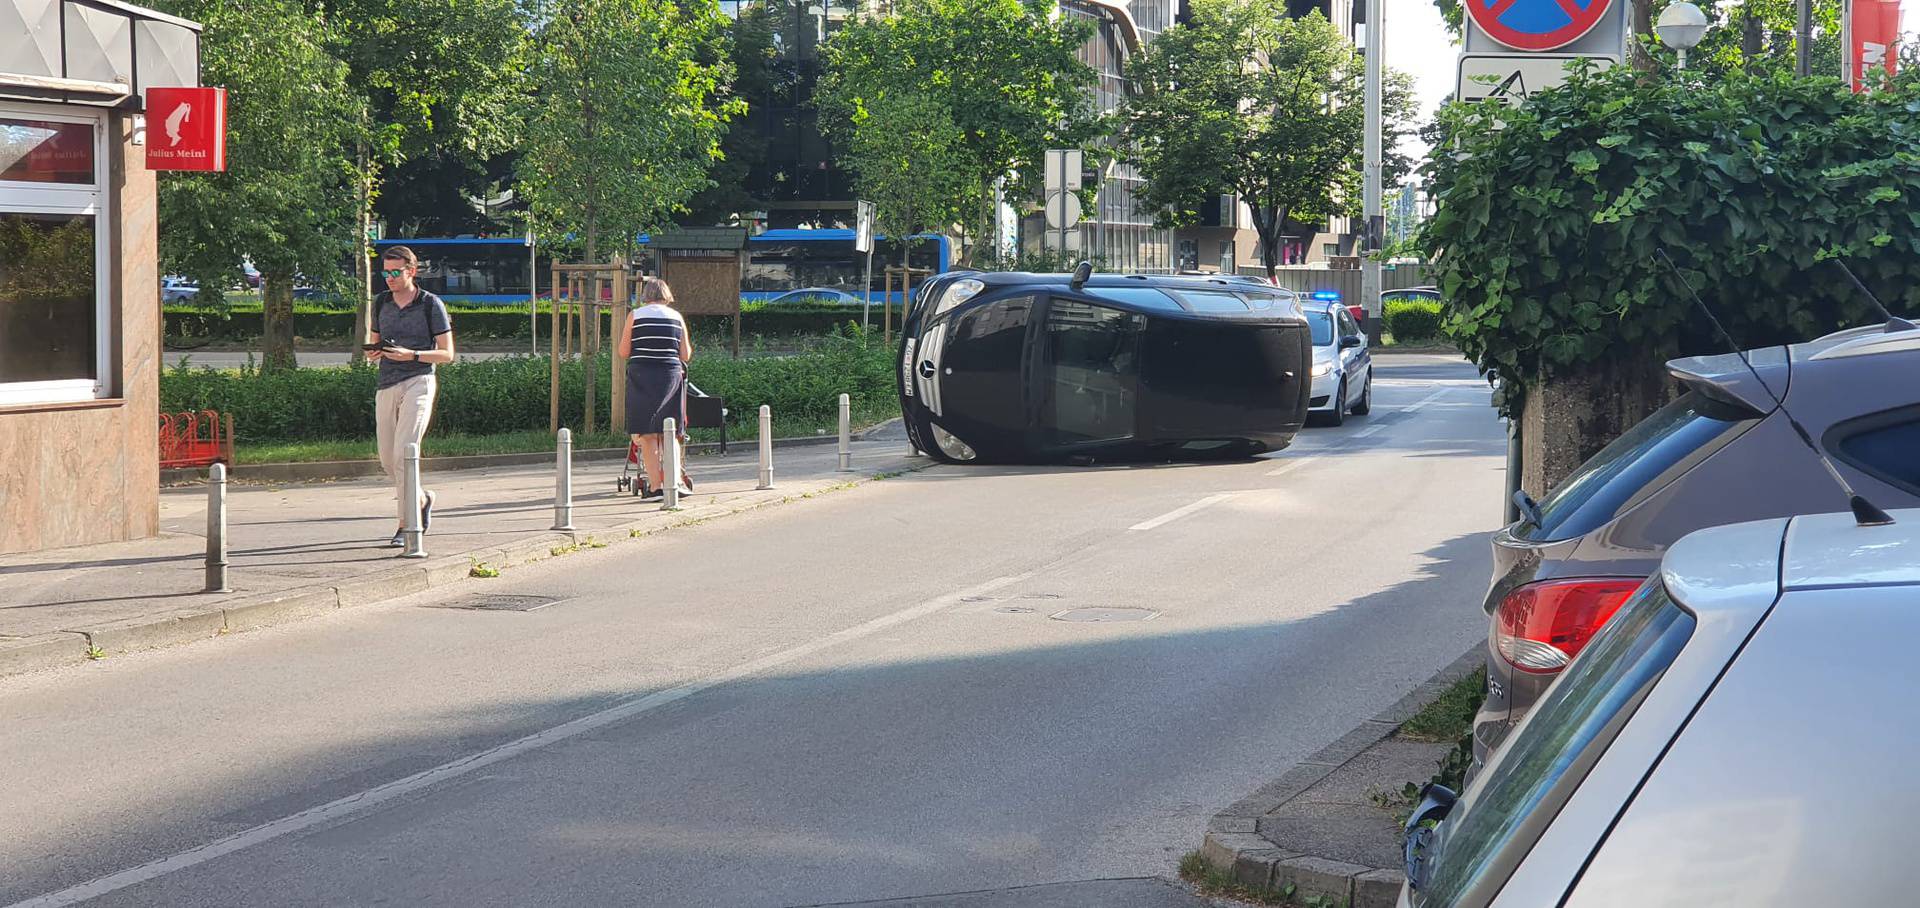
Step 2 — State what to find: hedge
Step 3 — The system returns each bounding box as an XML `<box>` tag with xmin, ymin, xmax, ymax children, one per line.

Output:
<box><xmin>160</xmin><ymin>335</ymin><xmax>898</xmax><ymax>444</ymax></box>
<box><xmin>1384</xmin><ymin>299</ymin><xmax>1445</xmax><ymax>343</ymax></box>
<box><xmin>163</xmin><ymin>301</ymin><xmax>903</xmax><ymax>343</ymax></box>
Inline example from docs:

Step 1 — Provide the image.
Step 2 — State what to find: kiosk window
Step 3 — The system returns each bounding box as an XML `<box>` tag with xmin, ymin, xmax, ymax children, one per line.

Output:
<box><xmin>0</xmin><ymin>107</ymin><xmax>109</xmax><ymax>406</ymax></box>
<box><xmin>1046</xmin><ymin>300</ymin><xmax>1143</xmax><ymax>443</ymax></box>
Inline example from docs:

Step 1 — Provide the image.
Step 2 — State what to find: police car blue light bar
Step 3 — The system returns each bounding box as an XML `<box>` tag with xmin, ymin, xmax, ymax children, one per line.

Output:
<box><xmin>1310</xmin><ymin>290</ymin><xmax>1342</xmax><ymax>301</ymax></box>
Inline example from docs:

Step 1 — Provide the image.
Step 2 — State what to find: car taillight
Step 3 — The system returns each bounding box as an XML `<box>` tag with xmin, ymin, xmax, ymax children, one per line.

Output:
<box><xmin>1494</xmin><ymin>578</ymin><xmax>1644</xmax><ymax>674</ymax></box>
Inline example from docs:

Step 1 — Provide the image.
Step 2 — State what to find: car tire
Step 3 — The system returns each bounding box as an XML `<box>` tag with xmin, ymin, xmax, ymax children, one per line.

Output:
<box><xmin>1327</xmin><ymin>379</ymin><xmax>1347</xmax><ymax>426</ymax></box>
<box><xmin>1351</xmin><ymin>374</ymin><xmax>1372</xmax><ymax>415</ymax></box>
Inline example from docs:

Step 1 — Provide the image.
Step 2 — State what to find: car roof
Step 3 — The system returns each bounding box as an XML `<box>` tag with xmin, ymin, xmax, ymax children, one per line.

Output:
<box><xmin>969</xmin><ymin>270</ymin><xmax>1295</xmax><ymax>296</ymax></box>
<box><xmin>1662</xmin><ymin>508</ymin><xmax>1920</xmax><ymax>609</ymax></box>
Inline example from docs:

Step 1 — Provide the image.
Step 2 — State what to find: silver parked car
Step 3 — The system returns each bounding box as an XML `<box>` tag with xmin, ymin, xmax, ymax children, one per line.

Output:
<box><xmin>1304</xmin><ymin>299</ymin><xmax>1372</xmax><ymax>424</ymax></box>
<box><xmin>1473</xmin><ymin>322</ymin><xmax>1920</xmax><ymax>764</ymax></box>
<box><xmin>1402</xmin><ymin>505</ymin><xmax>1920</xmax><ymax>908</ymax></box>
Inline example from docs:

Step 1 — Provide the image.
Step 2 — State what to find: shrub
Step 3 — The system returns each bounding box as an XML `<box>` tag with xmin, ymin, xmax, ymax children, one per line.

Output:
<box><xmin>161</xmin><ymin>333</ymin><xmax>899</xmax><ymax>444</ymax></box>
<box><xmin>162</xmin><ymin>301</ymin><xmax>887</xmax><ymax>343</ymax></box>
<box><xmin>1384</xmin><ymin>298</ymin><xmax>1445</xmax><ymax>343</ymax></box>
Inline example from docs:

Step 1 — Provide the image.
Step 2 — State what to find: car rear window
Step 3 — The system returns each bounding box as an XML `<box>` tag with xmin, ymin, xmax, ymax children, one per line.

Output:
<box><xmin>1415</xmin><ymin>581</ymin><xmax>1694</xmax><ymax>908</ymax></box>
<box><xmin>1516</xmin><ymin>391</ymin><xmax>1755</xmax><ymax>542</ymax></box>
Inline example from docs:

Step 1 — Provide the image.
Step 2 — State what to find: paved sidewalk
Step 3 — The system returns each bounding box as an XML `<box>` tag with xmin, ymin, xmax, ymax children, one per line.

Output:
<box><xmin>0</xmin><ymin>436</ymin><xmax>923</xmax><ymax>678</ymax></box>
<box><xmin>1196</xmin><ymin>648</ymin><xmax>1480</xmax><ymax>908</ymax></box>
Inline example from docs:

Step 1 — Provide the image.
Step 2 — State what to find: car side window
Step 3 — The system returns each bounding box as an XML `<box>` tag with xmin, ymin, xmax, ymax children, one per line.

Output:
<box><xmin>1336</xmin><ymin>309</ymin><xmax>1359</xmax><ymax>339</ymax></box>
<box><xmin>1831</xmin><ymin>410</ymin><xmax>1920</xmax><ymax>494</ymax></box>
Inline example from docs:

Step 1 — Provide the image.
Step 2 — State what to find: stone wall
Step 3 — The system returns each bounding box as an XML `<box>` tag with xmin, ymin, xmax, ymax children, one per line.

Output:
<box><xmin>0</xmin><ymin>113</ymin><xmax>159</xmax><ymax>554</ymax></box>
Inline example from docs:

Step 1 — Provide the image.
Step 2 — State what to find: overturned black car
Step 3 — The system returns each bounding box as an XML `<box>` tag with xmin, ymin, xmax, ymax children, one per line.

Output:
<box><xmin>896</xmin><ymin>266</ymin><xmax>1312</xmax><ymax>464</ymax></box>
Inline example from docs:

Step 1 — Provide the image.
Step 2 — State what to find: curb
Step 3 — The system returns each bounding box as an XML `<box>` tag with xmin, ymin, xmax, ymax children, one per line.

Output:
<box><xmin>161</xmin><ymin>423</ymin><xmax>900</xmax><ymax>485</ymax></box>
<box><xmin>7</xmin><ymin>460</ymin><xmax>929</xmax><ymax>680</ymax></box>
<box><xmin>1197</xmin><ymin>646</ymin><xmax>1483</xmax><ymax>908</ymax></box>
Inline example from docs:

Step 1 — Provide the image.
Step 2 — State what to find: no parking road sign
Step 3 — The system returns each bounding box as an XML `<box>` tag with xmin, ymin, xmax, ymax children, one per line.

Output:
<box><xmin>1468</xmin><ymin>0</ymin><xmax>1614</xmax><ymax>51</ymax></box>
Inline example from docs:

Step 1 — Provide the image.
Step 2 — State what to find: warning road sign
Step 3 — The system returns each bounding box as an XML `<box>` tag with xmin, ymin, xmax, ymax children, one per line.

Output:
<box><xmin>1468</xmin><ymin>0</ymin><xmax>1614</xmax><ymax>52</ymax></box>
<box><xmin>1456</xmin><ymin>53</ymin><xmax>1616</xmax><ymax>105</ymax></box>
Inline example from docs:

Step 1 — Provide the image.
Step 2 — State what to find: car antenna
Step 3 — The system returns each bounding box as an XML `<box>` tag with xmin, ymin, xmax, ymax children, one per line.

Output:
<box><xmin>1828</xmin><ymin>259</ymin><xmax>1918</xmax><ymax>333</ymax></box>
<box><xmin>1657</xmin><ymin>248</ymin><xmax>1894</xmax><ymax>527</ymax></box>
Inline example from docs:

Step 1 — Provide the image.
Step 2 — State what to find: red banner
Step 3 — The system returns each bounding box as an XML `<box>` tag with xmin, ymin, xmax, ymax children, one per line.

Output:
<box><xmin>1849</xmin><ymin>0</ymin><xmax>1901</xmax><ymax>92</ymax></box>
<box><xmin>144</xmin><ymin>87</ymin><xmax>227</xmax><ymax>171</ymax></box>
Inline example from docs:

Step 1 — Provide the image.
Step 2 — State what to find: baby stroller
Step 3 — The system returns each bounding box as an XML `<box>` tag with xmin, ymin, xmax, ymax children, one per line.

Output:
<box><xmin>614</xmin><ymin>381</ymin><xmax>714</xmax><ymax>497</ymax></box>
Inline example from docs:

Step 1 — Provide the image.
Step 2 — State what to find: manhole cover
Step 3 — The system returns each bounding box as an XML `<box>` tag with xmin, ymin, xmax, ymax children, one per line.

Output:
<box><xmin>442</xmin><ymin>594</ymin><xmax>566</xmax><ymax>612</ymax></box>
<box><xmin>1051</xmin><ymin>607</ymin><xmax>1159</xmax><ymax>622</ymax></box>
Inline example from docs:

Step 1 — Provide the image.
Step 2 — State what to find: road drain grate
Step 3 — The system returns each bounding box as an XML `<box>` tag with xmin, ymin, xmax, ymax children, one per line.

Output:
<box><xmin>440</xmin><ymin>594</ymin><xmax>567</xmax><ymax>612</ymax></box>
<box><xmin>1051</xmin><ymin>607</ymin><xmax>1159</xmax><ymax>623</ymax></box>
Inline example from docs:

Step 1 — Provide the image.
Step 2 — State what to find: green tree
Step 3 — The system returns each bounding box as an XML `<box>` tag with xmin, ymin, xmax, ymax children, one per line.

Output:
<box><xmin>836</xmin><ymin>91</ymin><xmax>975</xmax><ymax>275</ymax></box>
<box><xmin>517</xmin><ymin>0</ymin><xmax>741</xmax><ymax>262</ymax></box>
<box><xmin>682</xmin><ymin>0</ymin><xmax>781</xmax><ymax>226</ymax></box>
<box><xmin>1424</xmin><ymin>65</ymin><xmax>1919</xmax><ymax>488</ymax></box>
<box><xmin>153</xmin><ymin>0</ymin><xmax>360</xmax><ymax>371</ymax></box>
<box><xmin>320</xmin><ymin>0</ymin><xmax>530</xmax><ymax>353</ymax></box>
<box><xmin>818</xmin><ymin>0</ymin><xmax>1100</xmax><ymax>263</ymax></box>
<box><xmin>1123</xmin><ymin>2</ymin><xmax>1366</xmax><ymax>281</ymax></box>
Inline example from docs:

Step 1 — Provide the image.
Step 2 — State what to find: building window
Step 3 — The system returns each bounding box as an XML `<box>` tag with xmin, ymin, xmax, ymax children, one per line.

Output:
<box><xmin>1218</xmin><ymin>241</ymin><xmax>1235</xmax><ymax>272</ymax></box>
<box><xmin>0</xmin><ymin>104</ymin><xmax>111</xmax><ymax>406</ymax></box>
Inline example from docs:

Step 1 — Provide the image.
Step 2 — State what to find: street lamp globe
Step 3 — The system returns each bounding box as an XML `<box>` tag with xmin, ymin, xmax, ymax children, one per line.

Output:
<box><xmin>1655</xmin><ymin>1</ymin><xmax>1712</xmax><ymax>68</ymax></box>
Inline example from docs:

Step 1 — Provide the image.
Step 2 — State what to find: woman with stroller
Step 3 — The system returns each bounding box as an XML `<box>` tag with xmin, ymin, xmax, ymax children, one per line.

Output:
<box><xmin>616</xmin><ymin>277</ymin><xmax>694</xmax><ymax>499</ymax></box>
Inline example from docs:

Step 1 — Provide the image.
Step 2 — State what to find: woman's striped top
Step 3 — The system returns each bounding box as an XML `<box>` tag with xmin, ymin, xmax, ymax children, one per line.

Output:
<box><xmin>629</xmin><ymin>303</ymin><xmax>686</xmax><ymax>364</ymax></box>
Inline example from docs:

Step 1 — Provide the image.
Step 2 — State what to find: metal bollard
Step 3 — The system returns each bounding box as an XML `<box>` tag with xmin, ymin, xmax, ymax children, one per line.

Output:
<box><xmin>205</xmin><ymin>463</ymin><xmax>230</xmax><ymax>593</ymax></box>
<box><xmin>837</xmin><ymin>393</ymin><xmax>852</xmax><ymax>472</ymax></box>
<box><xmin>400</xmin><ymin>443</ymin><xmax>428</xmax><ymax>558</ymax></box>
<box><xmin>757</xmin><ymin>405</ymin><xmax>774</xmax><ymax>490</ymax></box>
<box><xmin>553</xmin><ymin>428</ymin><xmax>575</xmax><ymax>531</ymax></box>
<box><xmin>661</xmin><ymin>418</ymin><xmax>681</xmax><ymax>510</ymax></box>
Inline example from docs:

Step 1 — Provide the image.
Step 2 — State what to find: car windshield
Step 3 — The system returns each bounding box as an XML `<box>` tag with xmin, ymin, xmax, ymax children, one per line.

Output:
<box><xmin>1416</xmin><ymin>581</ymin><xmax>1695</xmax><ymax>908</ymax></box>
<box><xmin>1516</xmin><ymin>391</ymin><xmax>1755</xmax><ymax>542</ymax></box>
<box><xmin>1306</xmin><ymin>311</ymin><xmax>1333</xmax><ymax>346</ymax></box>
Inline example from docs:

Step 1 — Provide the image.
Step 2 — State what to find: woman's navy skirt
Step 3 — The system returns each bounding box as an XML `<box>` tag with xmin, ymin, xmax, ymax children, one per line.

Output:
<box><xmin>625</xmin><ymin>358</ymin><xmax>686</xmax><ymax>435</ymax></box>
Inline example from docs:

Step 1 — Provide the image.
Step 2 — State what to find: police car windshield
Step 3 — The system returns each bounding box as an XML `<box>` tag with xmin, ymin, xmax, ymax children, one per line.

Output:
<box><xmin>1306</xmin><ymin>311</ymin><xmax>1333</xmax><ymax>346</ymax></box>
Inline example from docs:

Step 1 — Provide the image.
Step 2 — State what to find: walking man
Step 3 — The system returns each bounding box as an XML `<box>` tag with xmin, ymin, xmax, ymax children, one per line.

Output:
<box><xmin>369</xmin><ymin>246</ymin><xmax>456</xmax><ymax>546</ymax></box>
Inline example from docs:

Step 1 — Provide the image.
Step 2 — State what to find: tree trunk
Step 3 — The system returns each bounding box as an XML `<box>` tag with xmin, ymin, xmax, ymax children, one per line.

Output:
<box><xmin>261</xmin><ymin>271</ymin><xmax>298</xmax><ymax>372</ymax></box>
<box><xmin>1521</xmin><ymin>354</ymin><xmax>1674</xmax><ymax>496</ymax></box>
<box><xmin>353</xmin><ymin>139</ymin><xmax>373</xmax><ymax>365</ymax></box>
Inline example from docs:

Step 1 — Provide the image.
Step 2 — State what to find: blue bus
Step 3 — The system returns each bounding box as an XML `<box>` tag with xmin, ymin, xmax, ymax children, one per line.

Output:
<box><xmin>375</xmin><ymin>230</ymin><xmax>952</xmax><ymax>305</ymax></box>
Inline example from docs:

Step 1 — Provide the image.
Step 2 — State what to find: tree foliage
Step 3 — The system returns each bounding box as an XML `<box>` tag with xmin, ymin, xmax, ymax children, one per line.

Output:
<box><xmin>1424</xmin><ymin>65</ymin><xmax>1920</xmax><ymax>413</ymax></box>
<box><xmin>1125</xmin><ymin>2</ymin><xmax>1387</xmax><ymax>280</ymax></box>
<box><xmin>818</xmin><ymin>0</ymin><xmax>1100</xmax><ymax>262</ymax></box>
<box><xmin>836</xmin><ymin>91</ymin><xmax>975</xmax><ymax>265</ymax></box>
<box><xmin>517</xmin><ymin>0</ymin><xmax>741</xmax><ymax>261</ymax></box>
<box><xmin>153</xmin><ymin>0</ymin><xmax>361</xmax><ymax>370</ymax></box>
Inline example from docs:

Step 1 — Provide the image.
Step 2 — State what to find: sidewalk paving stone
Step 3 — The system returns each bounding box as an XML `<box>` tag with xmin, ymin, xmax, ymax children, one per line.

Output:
<box><xmin>0</xmin><ymin>438</ymin><xmax>923</xmax><ymax>678</ymax></box>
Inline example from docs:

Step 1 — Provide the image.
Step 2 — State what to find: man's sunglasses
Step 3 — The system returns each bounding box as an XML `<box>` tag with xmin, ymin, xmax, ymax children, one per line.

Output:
<box><xmin>381</xmin><ymin>268</ymin><xmax>408</xmax><ymax>278</ymax></box>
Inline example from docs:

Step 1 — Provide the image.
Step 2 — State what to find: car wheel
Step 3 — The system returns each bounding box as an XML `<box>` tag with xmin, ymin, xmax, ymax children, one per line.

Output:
<box><xmin>1327</xmin><ymin>379</ymin><xmax>1347</xmax><ymax>426</ymax></box>
<box><xmin>1350</xmin><ymin>374</ymin><xmax>1372</xmax><ymax>415</ymax></box>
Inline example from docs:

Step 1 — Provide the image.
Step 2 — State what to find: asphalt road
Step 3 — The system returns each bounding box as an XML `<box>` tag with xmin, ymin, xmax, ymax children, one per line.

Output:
<box><xmin>0</xmin><ymin>354</ymin><xmax>1502</xmax><ymax>908</ymax></box>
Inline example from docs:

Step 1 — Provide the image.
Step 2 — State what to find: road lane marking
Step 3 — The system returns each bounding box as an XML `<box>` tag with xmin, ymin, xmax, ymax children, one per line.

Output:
<box><xmin>2</xmin><ymin>572</ymin><xmax>1034</xmax><ymax>908</ymax></box>
<box><xmin>1266</xmin><ymin>458</ymin><xmax>1312</xmax><ymax>478</ymax></box>
<box><xmin>1129</xmin><ymin>493</ymin><xmax>1236</xmax><ymax>531</ymax></box>
<box><xmin>1400</xmin><ymin>387</ymin><xmax>1458</xmax><ymax>413</ymax></box>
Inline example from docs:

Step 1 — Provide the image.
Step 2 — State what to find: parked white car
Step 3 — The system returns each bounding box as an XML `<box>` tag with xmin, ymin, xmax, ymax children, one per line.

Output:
<box><xmin>1401</xmin><ymin>505</ymin><xmax>1920</xmax><ymax>908</ymax></box>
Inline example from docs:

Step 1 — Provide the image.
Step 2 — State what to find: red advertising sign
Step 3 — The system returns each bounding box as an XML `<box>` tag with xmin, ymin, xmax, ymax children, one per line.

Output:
<box><xmin>144</xmin><ymin>87</ymin><xmax>227</xmax><ymax>171</ymax></box>
<box><xmin>1849</xmin><ymin>0</ymin><xmax>1900</xmax><ymax>92</ymax></box>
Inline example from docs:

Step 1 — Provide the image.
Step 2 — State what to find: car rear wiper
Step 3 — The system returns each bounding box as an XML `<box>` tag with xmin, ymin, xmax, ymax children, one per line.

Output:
<box><xmin>1512</xmin><ymin>490</ymin><xmax>1544</xmax><ymax>527</ymax></box>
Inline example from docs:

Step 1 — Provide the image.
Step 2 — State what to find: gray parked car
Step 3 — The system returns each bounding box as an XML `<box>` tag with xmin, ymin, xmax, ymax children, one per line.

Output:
<box><xmin>1473</xmin><ymin>322</ymin><xmax>1920</xmax><ymax>764</ymax></box>
<box><xmin>1402</xmin><ymin>505</ymin><xmax>1920</xmax><ymax>908</ymax></box>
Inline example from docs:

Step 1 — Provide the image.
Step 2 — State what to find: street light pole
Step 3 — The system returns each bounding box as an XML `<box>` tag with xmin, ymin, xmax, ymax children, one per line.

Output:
<box><xmin>1797</xmin><ymin>0</ymin><xmax>1812</xmax><ymax>75</ymax></box>
<box><xmin>1361</xmin><ymin>0</ymin><xmax>1383</xmax><ymax>337</ymax></box>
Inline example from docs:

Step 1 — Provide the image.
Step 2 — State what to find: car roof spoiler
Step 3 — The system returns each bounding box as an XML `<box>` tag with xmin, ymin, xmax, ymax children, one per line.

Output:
<box><xmin>1665</xmin><ymin>346</ymin><xmax>1788</xmax><ymax>415</ymax></box>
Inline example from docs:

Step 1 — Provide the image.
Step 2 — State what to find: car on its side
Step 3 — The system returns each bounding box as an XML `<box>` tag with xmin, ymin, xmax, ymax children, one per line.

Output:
<box><xmin>766</xmin><ymin>287</ymin><xmax>862</xmax><ymax>306</ymax></box>
<box><xmin>1303</xmin><ymin>299</ymin><xmax>1372</xmax><ymax>425</ymax></box>
<box><xmin>896</xmin><ymin>269</ymin><xmax>1311</xmax><ymax>464</ymax></box>
<box><xmin>1471</xmin><ymin>322</ymin><xmax>1920</xmax><ymax>767</ymax></box>
<box><xmin>1401</xmin><ymin>505</ymin><xmax>1920</xmax><ymax>908</ymax></box>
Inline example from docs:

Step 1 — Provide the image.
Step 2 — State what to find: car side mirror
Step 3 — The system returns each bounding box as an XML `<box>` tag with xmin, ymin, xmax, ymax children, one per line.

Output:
<box><xmin>1340</xmin><ymin>335</ymin><xmax>1363</xmax><ymax>349</ymax></box>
